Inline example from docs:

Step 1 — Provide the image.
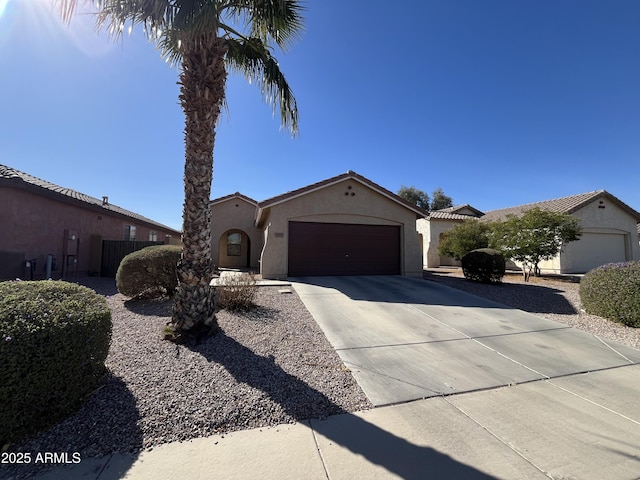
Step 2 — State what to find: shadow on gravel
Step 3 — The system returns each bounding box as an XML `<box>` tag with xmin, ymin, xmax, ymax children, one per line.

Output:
<box><xmin>123</xmin><ymin>297</ymin><xmax>173</xmax><ymax>316</ymax></box>
<box><xmin>191</xmin><ymin>332</ymin><xmax>497</xmax><ymax>480</ymax></box>
<box><xmin>230</xmin><ymin>305</ymin><xmax>279</xmax><ymax>322</ymax></box>
<box><xmin>2</xmin><ymin>374</ymin><xmax>142</xmax><ymax>480</ymax></box>
<box><xmin>73</xmin><ymin>276</ymin><xmax>119</xmax><ymax>297</ymax></box>
<box><xmin>423</xmin><ymin>272</ymin><xmax>577</xmax><ymax>315</ymax></box>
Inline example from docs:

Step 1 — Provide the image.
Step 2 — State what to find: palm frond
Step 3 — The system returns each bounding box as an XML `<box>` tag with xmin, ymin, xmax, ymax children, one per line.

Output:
<box><xmin>225</xmin><ymin>0</ymin><xmax>304</xmax><ymax>50</ymax></box>
<box><xmin>55</xmin><ymin>0</ymin><xmax>77</xmax><ymax>24</ymax></box>
<box><xmin>57</xmin><ymin>1</ymin><xmax>299</xmax><ymax>132</ymax></box>
<box><xmin>226</xmin><ymin>37</ymin><xmax>298</xmax><ymax>136</ymax></box>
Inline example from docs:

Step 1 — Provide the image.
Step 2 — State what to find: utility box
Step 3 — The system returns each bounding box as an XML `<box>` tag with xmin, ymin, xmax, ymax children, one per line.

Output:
<box><xmin>63</xmin><ymin>230</ymin><xmax>78</xmax><ymax>256</ymax></box>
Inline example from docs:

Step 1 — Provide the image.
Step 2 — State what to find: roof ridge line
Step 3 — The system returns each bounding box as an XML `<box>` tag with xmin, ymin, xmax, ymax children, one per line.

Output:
<box><xmin>484</xmin><ymin>190</ymin><xmax>604</xmax><ymax>213</ymax></box>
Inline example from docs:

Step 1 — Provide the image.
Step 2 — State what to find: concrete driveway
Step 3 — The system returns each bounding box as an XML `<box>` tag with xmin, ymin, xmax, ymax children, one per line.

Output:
<box><xmin>290</xmin><ymin>275</ymin><xmax>640</xmax><ymax>406</ymax></box>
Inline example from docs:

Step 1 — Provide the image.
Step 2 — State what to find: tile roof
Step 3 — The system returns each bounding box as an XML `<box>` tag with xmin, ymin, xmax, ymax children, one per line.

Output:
<box><xmin>429</xmin><ymin>204</ymin><xmax>484</xmax><ymax>221</ymax></box>
<box><xmin>210</xmin><ymin>192</ymin><xmax>258</xmax><ymax>206</ymax></box>
<box><xmin>436</xmin><ymin>204</ymin><xmax>484</xmax><ymax>216</ymax></box>
<box><xmin>481</xmin><ymin>190</ymin><xmax>640</xmax><ymax>222</ymax></box>
<box><xmin>428</xmin><ymin>211</ymin><xmax>480</xmax><ymax>221</ymax></box>
<box><xmin>0</xmin><ymin>164</ymin><xmax>180</xmax><ymax>233</ymax></box>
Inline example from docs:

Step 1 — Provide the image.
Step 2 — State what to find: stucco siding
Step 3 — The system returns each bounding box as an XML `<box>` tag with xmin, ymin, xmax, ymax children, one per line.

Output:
<box><xmin>210</xmin><ymin>197</ymin><xmax>261</xmax><ymax>270</ymax></box>
<box><xmin>0</xmin><ymin>187</ymin><xmax>177</xmax><ymax>279</ymax></box>
<box><xmin>416</xmin><ymin>218</ymin><xmax>430</xmax><ymax>267</ymax></box>
<box><xmin>560</xmin><ymin>200</ymin><xmax>640</xmax><ymax>273</ymax></box>
<box><xmin>417</xmin><ymin>217</ymin><xmax>463</xmax><ymax>268</ymax></box>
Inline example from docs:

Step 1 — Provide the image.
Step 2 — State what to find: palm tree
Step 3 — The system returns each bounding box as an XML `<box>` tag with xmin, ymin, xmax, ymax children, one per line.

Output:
<box><xmin>58</xmin><ymin>0</ymin><xmax>302</xmax><ymax>342</ymax></box>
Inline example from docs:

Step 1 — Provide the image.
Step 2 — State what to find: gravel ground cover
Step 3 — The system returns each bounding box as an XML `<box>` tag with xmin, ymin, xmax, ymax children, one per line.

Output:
<box><xmin>423</xmin><ymin>268</ymin><xmax>640</xmax><ymax>350</ymax></box>
<box><xmin>2</xmin><ymin>278</ymin><xmax>371</xmax><ymax>479</ymax></box>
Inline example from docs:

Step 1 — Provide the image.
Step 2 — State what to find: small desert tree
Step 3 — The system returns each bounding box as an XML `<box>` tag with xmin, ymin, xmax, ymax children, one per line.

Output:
<box><xmin>439</xmin><ymin>220</ymin><xmax>491</xmax><ymax>260</ymax></box>
<box><xmin>398</xmin><ymin>186</ymin><xmax>430</xmax><ymax>211</ymax></box>
<box><xmin>489</xmin><ymin>208</ymin><xmax>581</xmax><ymax>281</ymax></box>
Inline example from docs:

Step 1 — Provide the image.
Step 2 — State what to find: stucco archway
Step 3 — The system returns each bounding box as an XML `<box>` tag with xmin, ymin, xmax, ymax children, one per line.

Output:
<box><xmin>217</xmin><ymin>229</ymin><xmax>251</xmax><ymax>269</ymax></box>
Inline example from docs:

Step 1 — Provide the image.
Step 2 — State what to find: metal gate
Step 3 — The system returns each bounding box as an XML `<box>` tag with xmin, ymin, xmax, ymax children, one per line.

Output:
<box><xmin>100</xmin><ymin>240</ymin><xmax>164</xmax><ymax>277</ymax></box>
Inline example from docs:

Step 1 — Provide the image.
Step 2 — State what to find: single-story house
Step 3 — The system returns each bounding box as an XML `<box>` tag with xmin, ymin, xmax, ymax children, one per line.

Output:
<box><xmin>422</xmin><ymin>190</ymin><xmax>640</xmax><ymax>274</ymax></box>
<box><xmin>0</xmin><ymin>164</ymin><xmax>181</xmax><ymax>279</ymax></box>
<box><xmin>211</xmin><ymin>171</ymin><xmax>426</xmax><ymax>279</ymax></box>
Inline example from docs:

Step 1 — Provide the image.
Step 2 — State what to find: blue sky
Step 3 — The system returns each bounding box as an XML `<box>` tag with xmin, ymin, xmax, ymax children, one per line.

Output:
<box><xmin>1</xmin><ymin>0</ymin><xmax>639</xmax><ymax>231</ymax></box>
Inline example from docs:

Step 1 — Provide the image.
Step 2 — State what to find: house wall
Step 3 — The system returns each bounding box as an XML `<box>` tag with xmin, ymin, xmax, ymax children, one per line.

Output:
<box><xmin>454</xmin><ymin>206</ymin><xmax>480</xmax><ymax>216</ymax></box>
<box><xmin>558</xmin><ymin>199</ymin><xmax>640</xmax><ymax>273</ymax></box>
<box><xmin>259</xmin><ymin>179</ymin><xmax>423</xmax><ymax>279</ymax></box>
<box><xmin>416</xmin><ymin>218</ymin><xmax>462</xmax><ymax>268</ymax></box>
<box><xmin>210</xmin><ymin>197</ymin><xmax>261</xmax><ymax>270</ymax></box>
<box><xmin>0</xmin><ymin>187</ymin><xmax>178</xmax><ymax>279</ymax></box>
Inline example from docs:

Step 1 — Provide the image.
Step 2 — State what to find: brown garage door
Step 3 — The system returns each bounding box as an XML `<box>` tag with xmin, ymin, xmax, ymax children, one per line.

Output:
<box><xmin>288</xmin><ymin>221</ymin><xmax>401</xmax><ymax>276</ymax></box>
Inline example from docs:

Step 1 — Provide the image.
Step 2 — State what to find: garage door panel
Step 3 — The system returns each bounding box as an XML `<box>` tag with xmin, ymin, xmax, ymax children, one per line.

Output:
<box><xmin>566</xmin><ymin>233</ymin><xmax>626</xmax><ymax>273</ymax></box>
<box><xmin>288</xmin><ymin>222</ymin><xmax>400</xmax><ymax>276</ymax></box>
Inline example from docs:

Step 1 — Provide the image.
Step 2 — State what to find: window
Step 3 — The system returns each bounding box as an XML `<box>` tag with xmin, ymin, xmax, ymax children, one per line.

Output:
<box><xmin>149</xmin><ymin>231</ymin><xmax>158</xmax><ymax>241</ymax></box>
<box><xmin>227</xmin><ymin>232</ymin><xmax>242</xmax><ymax>256</ymax></box>
<box><xmin>124</xmin><ymin>225</ymin><xmax>137</xmax><ymax>241</ymax></box>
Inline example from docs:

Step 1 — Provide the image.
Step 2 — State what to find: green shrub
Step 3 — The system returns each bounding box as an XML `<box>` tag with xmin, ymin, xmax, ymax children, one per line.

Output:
<box><xmin>0</xmin><ymin>281</ymin><xmax>112</xmax><ymax>446</ymax></box>
<box><xmin>461</xmin><ymin>248</ymin><xmax>506</xmax><ymax>283</ymax></box>
<box><xmin>215</xmin><ymin>273</ymin><xmax>258</xmax><ymax>311</ymax></box>
<box><xmin>580</xmin><ymin>262</ymin><xmax>640</xmax><ymax>327</ymax></box>
<box><xmin>116</xmin><ymin>245</ymin><xmax>182</xmax><ymax>299</ymax></box>
<box><xmin>438</xmin><ymin>220</ymin><xmax>490</xmax><ymax>260</ymax></box>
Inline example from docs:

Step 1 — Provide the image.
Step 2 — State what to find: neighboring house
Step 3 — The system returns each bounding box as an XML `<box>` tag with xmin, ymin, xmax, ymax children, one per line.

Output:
<box><xmin>481</xmin><ymin>190</ymin><xmax>640</xmax><ymax>274</ymax></box>
<box><xmin>0</xmin><ymin>164</ymin><xmax>181</xmax><ymax>279</ymax></box>
<box><xmin>423</xmin><ymin>190</ymin><xmax>640</xmax><ymax>274</ymax></box>
<box><xmin>210</xmin><ymin>171</ymin><xmax>426</xmax><ymax>279</ymax></box>
<box><xmin>417</xmin><ymin>205</ymin><xmax>484</xmax><ymax>268</ymax></box>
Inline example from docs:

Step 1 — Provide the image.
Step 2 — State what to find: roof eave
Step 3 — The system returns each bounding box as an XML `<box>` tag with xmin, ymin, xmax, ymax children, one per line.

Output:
<box><xmin>2</xmin><ymin>179</ymin><xmax>181</xmax><ymax>234</ymax></box>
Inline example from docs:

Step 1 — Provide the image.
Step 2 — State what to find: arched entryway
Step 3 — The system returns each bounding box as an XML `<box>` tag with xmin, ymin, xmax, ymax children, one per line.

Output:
<box><xmin>218</xmin><ymin>229</ymin><xmax>252</xmax><ymax>269</ymax></box>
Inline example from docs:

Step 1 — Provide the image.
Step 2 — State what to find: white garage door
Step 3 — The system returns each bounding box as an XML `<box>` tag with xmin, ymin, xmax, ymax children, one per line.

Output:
<box><xmin>566</xmin><ymin>233</ymin><xmax>627</xmax><ymax>273</ymax></box>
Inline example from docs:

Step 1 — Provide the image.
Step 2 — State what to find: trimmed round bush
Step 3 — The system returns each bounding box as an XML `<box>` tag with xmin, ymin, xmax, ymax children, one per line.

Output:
<box><xmin>0</xmin><ymin>281</ymin><xmax>112</xmax><ymax>445</ymax></box>
<box><xmin>461</xmin><ymin>248</ymin><xmax>506</xmax><ymax>283</ymax></box>
<box><xmin>580</xmin><ymin>261</ymin><xmax>640</xmax><ymax>327</ymax></box>
<box><xmin>116</xmin><ymin>245</ymin><xmax>182</xmax><ymax>299</ymax></box>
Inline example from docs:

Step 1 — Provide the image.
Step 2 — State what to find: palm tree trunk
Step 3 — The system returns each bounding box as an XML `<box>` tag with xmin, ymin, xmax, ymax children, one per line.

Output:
<box><xmin>171</xmin><ymin>33</ymin><xmax>227</xmax><ymax>340</ymax></box>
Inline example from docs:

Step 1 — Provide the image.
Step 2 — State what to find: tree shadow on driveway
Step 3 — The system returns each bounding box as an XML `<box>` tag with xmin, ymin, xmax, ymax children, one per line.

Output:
<box><xmin>292</xmin><ymin>274</ymin><xmax>577</xmax><ymax>315</ymax></box>
<box><xmin>192</xmin><ymin>332</ymin><xmax>498</xmax><ymax>479</ymax></box>
<box><xmin>423</xmin><ymin>272</ymin><xmax>578</xmax><ymax>315</ymax></box>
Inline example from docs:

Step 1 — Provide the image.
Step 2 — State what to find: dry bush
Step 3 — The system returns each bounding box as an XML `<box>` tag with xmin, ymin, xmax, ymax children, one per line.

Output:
<box><xmin>215</xmin><ymin>273</ymin><xmax>258</xmax><ymax>311</ymax></box>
